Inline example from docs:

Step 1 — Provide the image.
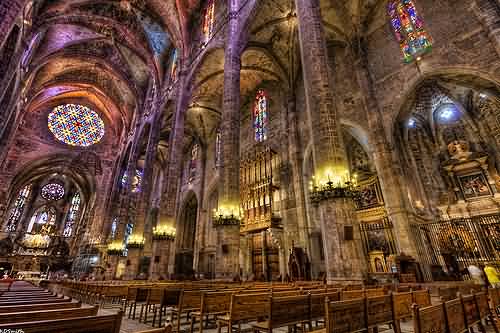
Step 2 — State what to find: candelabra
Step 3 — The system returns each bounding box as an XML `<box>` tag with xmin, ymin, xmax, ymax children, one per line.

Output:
<box><xmin>213</xmin><ymin>205</ymin><xmax>242</xmax><ymax>226</ymax></box>
<box><xmin>152</xmin><ymin>225</ymin><xmax>176</xmax><ymax>241</ymax></box>
<box><xmin>106</xmin><ymin>241</ymin><xmax>125</xmax><ymax>256</ymax></box>
<box><xmin>310</xmin><ymin>172</ymin><xmax>360</xmax><ymax>204</ymax></box>
<box><xmin>127</xmin><ymin>234</ymin><xmax>145</xmax><ymax>249</ymax></box>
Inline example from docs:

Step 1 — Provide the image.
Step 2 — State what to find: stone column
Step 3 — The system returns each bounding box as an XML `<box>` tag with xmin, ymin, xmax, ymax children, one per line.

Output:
<box><xmin>354</xmin><ymin>45</ymin><xmax>418</xmax><ymax>259</ymax></box>
<box><xmin>295</xmin><ymin>0</ymin><xmax>364</xmax><ymax>281</ymax></box>
<box><xmin>214</xmin><ymin>5</ymin><xmax>243</xmax><ymax>279</ymax></box>
<box><xmin>472</xmin><ymin>0</ymin><xmax>500</xmax><ymax>57</ymax></box>
<box><xmin>158</xmin><ymin>69</ymin><xmax>191</xmax><ymax>277</ymax></box>
<box><xmin>150</xmin><ymin>239</ymin><xmax>172</xmax><ymax>280</ymax></box>
<box><xmin>0</xmin><ymin>0</ymin><xmax>25</xmax><ymax>49</ymax></box>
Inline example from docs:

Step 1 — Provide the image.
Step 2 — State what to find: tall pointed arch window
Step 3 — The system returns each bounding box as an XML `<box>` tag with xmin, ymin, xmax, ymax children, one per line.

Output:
<box><xmin>63</xmin><ymin>192</ymin><xmax>81</xmax><ymax>237</ymax></box>
<box><xmin>27</xmin><ymin>206</ymin><xmax>56</xmax><ymax>234</ymax></box>
<box><xmin>215</xmin><ymin>129</ymin><xmax>222</xmax><ymax>168</ymax></box>
<box><xmin>189</xmin><ymin>144</ymin><xmax>200</xmax><ymax>183</ymax></box>
<box><xmin>388</xmin><ymin>0</ymin><xmax>432</xmax><ymax>63</ymax></box>
<box><xmin>253</xmin><ymin>89</ymin><xmax>268</xmax><ymax>143</ymax></box>
<box><xmin>202</xmin><ymin>0</ymin><xmax>216</xmax><ymax>42</ymax></box>
<box><xmin>110</xmin><ymin>217</ymin><xmax>118</xmax><ymax>239</ymax></box>
<box><xmin>5</xmin><ymin>184</ymin><xmax>32</xmax><ymax>232</ymax></box>
<box><xmin>170</xmin><ymin>49</ymin><xmax>178</xmax><ymax>82</ymax></box>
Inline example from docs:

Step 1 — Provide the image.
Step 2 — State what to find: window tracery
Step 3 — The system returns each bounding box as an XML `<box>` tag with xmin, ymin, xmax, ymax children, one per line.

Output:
<box><xmin>189</xmin><ymin>144</ymin><xmax>200</xmax><ymax>183</ymax></box>
<box><xmin>202</xmin><ymin>0</ymin><xmax>215</xmax><ymax>41</ymax></box>
<box><xmin>63</xmin><ymin>193</ymin><xmax>81</xmax><ymax>237</ymax></box>
<box><xmin>170</xmin><ymin>49</ymin><xmax>178</xmax><ymax>81</ymax></box>
<box><xmin>388</xmin><ymin>0</ymin><xmax>432</xmax><ymax>63</ymax></box>
<box><xmin>5</xmin><ymin>185</ymin><xmax>32</xmax><ymax>232</ymax></box>
<box><xmin>253</xmin><ymin>89</ymin><xmax>268</xmax><ymax>143</ymax></box>
<box><xmin>41</xmin><ymin>183</ymin><xmax>65</xmax><ymax>201</ymax></box>
<box><xmin>27</xmin><ymin>206</ymin><xmax>56</xmax><ymax>234</ymax></box>
<box><xmin>48</xmin><ymin>104</ymin><xmax>105</xmax><ymax>147</ymax></box>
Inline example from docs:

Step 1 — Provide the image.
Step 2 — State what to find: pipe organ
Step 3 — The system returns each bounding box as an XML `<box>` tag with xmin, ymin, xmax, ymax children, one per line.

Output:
<box><xmin>240</xmin><ymin>147</ymin><xmax>281</xmax><ymax>233</ymax></box>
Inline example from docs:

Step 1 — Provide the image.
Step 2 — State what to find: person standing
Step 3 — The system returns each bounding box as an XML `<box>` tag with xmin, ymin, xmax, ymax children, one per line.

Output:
<box><xmin>484</xmin><ymin>264</ymin><xmax>500</xmax><ymax>288</ymax></box>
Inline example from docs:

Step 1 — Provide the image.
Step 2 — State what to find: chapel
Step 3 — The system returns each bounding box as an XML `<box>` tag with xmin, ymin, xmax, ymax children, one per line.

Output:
<box><xmin>0</xmin><ymin>0</ymin><xmax>499</xmax><ymax>331</ymax></box>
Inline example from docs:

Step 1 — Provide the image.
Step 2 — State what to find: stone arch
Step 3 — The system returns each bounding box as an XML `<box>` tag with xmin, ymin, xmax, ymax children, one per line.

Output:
<box><xmin>174</xmin><ymin>191</ymin><xmax>199</xmax><ymax>278</ymax></box>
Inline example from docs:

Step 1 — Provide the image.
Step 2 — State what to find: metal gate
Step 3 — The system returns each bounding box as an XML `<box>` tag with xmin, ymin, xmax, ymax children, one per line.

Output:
<box><xmin>411</xmin><ymin>214</ymin><xmax>500</xmax><ymax>281</ymax></box>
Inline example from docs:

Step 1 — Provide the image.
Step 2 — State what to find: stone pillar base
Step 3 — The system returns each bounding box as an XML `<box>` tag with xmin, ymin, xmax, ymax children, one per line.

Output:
<box><xmin>318</xmin><ymin>197</ymin><xmax>366</xmax><ymax>281</ymax></box>
<box><xmin>123</xmin><ymin>248</ymin><xmax>142</xmax><ymax>280</ymax></box>
<box><xmin>150</xmin><ymin>239</ymin><xmax>172</xmax><ymax>280</ymax></box>
<box><xmin>104</xmin><ymin>255</ymin><xmax>119</xmax><ymax>280</ymax></box>
<box><xmin>215</xmin><ymin>225</ymin><xmax>240</xmax><ymax>280</ymax></box>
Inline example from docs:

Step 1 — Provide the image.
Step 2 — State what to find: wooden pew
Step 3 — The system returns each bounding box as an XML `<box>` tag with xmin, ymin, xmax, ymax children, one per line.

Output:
<box><xmin>392</xmin><ymin>291</ymin><xmax>413</xmax><ymax>333</ymax></box>
<box><xmin>473</xmin><ymin>291</ymin><xmax>498</xmax><ymax>333</ymax></box>
<box><xmin>413</xmin><ymin>303</ymin><xmax>447</xmax><ymax>333</ymax></box>
<box><xmin>443</xmin><ymin>298</ymin><xmax>467</xmax><ymax>333</ymax></box>
<box><xmin>461</xmin><ymin>294</ymin><xmax>486</xmax><ymax>333</ymax></box>
<box><xmin>252</xmin><ymin>295</ymin><xmax>311</xmax><ymax>333</ymax></box>
<box><xmin>171</xmin><ymin>290</ymin><xmax>203</xmax><ymax>332</ymax></box>
<box><xmin>0</xmin><ymin>300</ymin><xmax>82</xmax><ymax>313</ymax></box>
<box><xmin>216</xmin><ymin>293</ymin><xmax>269</xmax><ymax>333</ymax></box>
<box><xmin>0</xmin><ymin>305</ymin><xmax>98</xmax><ymax>324</ymax></box>
<box><xmin>324</xmin><ymin>298</ymin><xmax>367</xmax><ymax>333</ymax></box>
<box><xmin>190</xmin><ymin>291</ymin><xmax>233</xmax><ymax>333</ymax></box>
<box><xmin>365</xmin><ymin>295</ymin><xmax>396</xmax><ymax>333</ymax></box>
<box><xmin>0</xmin><ymin>310</ymin><xmax>123</xmax><ymax>333</ymax></box>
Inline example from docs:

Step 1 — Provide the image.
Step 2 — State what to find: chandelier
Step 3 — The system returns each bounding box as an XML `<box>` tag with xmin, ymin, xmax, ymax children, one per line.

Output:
<box><xmin>127</xmin><ymin>234</ymin><xmax>145</xmax><ymax>249</ymax></box>
<box><xmin>310</xmin><ymin>171</ymin><xmax>360</xmax><ymax>204</ymax></box>
<box><xmin>106</xmin><ymin>241</ymin><xmax>125</xmax><ymax>256</ymax></box>
<box><xmin>213</xmin><ymin>205</ymin><xmax>242</xmax><ymax>226</ymax></box>
<box><xmin>152</xmin><ymin>225</ymin><xmax>176</xmax><ymax>241</ymax></box>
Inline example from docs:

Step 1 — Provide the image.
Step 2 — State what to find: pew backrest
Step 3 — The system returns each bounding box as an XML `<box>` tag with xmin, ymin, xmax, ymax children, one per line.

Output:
<box><xmin>444</xmin><ymin>299</ymin><xmax>467</xmax><ymax>333</ymax></box>
<box><xmin>392</xmin><ymin>291</ymin><xmax>413</xmax><ymax>320</ymax></box>
<box><xmin>365</xmin><ymin>295</ymin><xmax>393</xmax><ymax>328</ymax></box>
<box><xmin>269</xmin><ymin>295</ymin><xmax>310</xmax><ymax>328</ymax></box>
<box><xmin>229</xmin><ymin>293</ymin><xmax>269</xmax><ymax>322</ymax></box>
<box><xmin>0</xmin><ymin>305</ymin><xmax>98</xmax><ymax>324</ymax></box>
<box><xmin>325</xmin><ymin>298</ymin><xmax>366</xmax><ymax>333</ymax></box>
<box><xmin>413</xmin><ymin>304</ymin><xmax>447</xmax><ymax>333</ymax></box>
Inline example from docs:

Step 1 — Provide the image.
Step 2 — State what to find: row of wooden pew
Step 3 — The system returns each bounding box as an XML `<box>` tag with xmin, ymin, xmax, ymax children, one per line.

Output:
<box><xmin>0</xmin><ymin>280</ymin><xmax>172</xmax><ymax>333</ymax></box>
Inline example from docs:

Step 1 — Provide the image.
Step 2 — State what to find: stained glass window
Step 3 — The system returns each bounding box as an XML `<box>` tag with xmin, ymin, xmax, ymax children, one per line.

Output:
<box><xmin>123</xmin><ymin>222</ymin><xmax>134</xmax><ymax>256</ymax></box>
<box><xmin>63</xmin><ymin>193</ymin><xmax>81</xmax><ymax>237</ymax></box>
<box><xmin>48</xmin><ymin>104</ymin><xmax>105</xmax><ymax>147</ymax></box>
<box><xmin>41</xmin><ymin>183</ymin><xmax>65</xmax><ymax>201</ymax></box>
<box><xmin>215</xmin><ymin>129</ymin><xmax>222</xmax><ymax>168</ymax></box>
<box><xmin>121</xmin><ymin>169</ymin><xmax>143</xmax><ymax>193</ymax></box>
<box><xmin>253</xmin><ymin>89</ymin><xmax>268</xmax><ymax>143</ymax></box>
<box><xmin>388</xmin><ymin>0</ymin><xmax>432</xmax><ymax>63</ymax></box>
<box><xmin>5</xmin><ymin>184</ymin><xmax>31</xmax><ymax>232</ymax></box>
<box><xmin>189</xmin><ymin>144</ymin><xmax>199</xmax><ymax>183</ymax></box>
<box><xmin>27</xmin><ymin>206</ymin><xmax>56</xmax><ymax>233</ymax></box>
<box><xmin>170</xmin><ymin>49</ymin><xmax>178</xmax><ymax>82</ymax></box>
<box><xmin>110</xmin><ymin>217</ymin><xmax>118</xmax><ymax>239</ymax></box>
<box><xmin>202</xmin><ymin>0</ymin><xmax>215</xmax><ymax>42</ymax></box>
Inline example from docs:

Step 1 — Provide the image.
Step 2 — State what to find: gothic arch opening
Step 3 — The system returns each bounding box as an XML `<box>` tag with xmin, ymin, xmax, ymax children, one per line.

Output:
<box><xmin>174</xmin><ymin>192</ymin><xmax>198</xmax><ymax>278</ymax></box>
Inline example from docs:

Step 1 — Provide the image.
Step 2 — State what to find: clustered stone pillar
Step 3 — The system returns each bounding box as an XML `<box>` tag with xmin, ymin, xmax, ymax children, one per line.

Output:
<box><xmin>158</xmin><ymin>69</ymin><xmax>191</xmax><ymax>277</ymax></box>
<box><xmin>0</xmin><ymin>0</ymin><xmax>25</xmax><ymax>48</ymax></box>
<box><xmin>354</xmin><ymin>48</ymin><xmax>418</xmax><ymax>261</ymax></box>
<box><xmin>295</xmin><ymin>0</ymin><xmax>365</xmax><ymax>282</ymax></box>
<box><xmin>472</xmin><ymin>0</ymin><xmax>500</xmax><ymax>57</ymax></box>
<box><xmin>214</xmin><ymin>5</ymin><xmax>242</xmax><ymax>280</ymax></box>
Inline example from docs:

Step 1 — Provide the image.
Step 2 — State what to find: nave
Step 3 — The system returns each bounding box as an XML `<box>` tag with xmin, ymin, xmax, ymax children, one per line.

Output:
<box><xmin>2</xmin><ymin>279</ymin><xmax>500</xmax><ymax>333</ymax></box>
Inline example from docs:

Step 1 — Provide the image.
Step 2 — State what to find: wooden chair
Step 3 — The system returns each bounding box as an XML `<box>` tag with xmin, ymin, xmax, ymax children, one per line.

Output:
<box><xmin>217</xmin><ymin>293</ymin><xmax>269</xmax><ymax>333</ymax></box>
<box><xmin>324</xmin><ymin>298</ymin><xmax>367</xmax><ymax>333</ymax></box>
<box><xmin>413</xmin><ymin>303</ymin><xmax>447</xmax><ymax>333</ymax></box>
<box><xmin>252</xmin><ymin>295</ymin><xmax>311</xmax><ymax>333</ymax></box>
<box><xmin>443</xmin><ymin>298</ymin><xmax>467</xmax><ymax>333</ymax></box>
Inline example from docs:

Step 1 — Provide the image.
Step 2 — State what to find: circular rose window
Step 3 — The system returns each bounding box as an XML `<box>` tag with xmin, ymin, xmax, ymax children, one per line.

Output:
<box><xmin>48</xmin><ymin>104</ymin><xmax>105</xmax><ymax>147</ymax></box>
<box><xmin>41</xmin><ymin>183</ymin><xmax>65</xmax><ymax>201</ymax></box>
